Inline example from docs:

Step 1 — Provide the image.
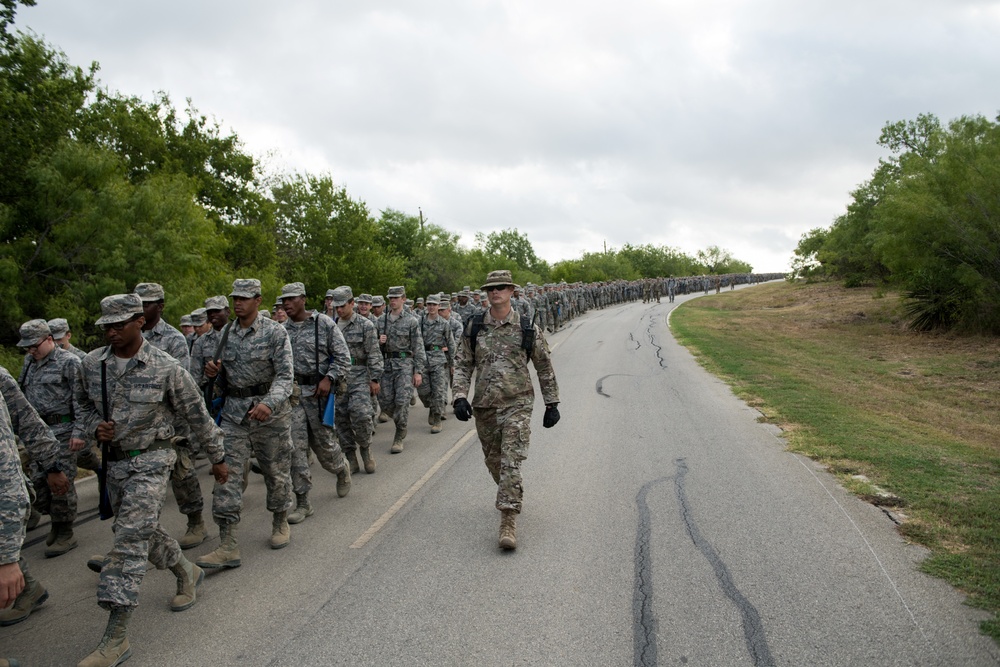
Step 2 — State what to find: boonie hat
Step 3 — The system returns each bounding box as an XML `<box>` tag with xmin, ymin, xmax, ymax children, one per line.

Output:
<box><xmin>96</xmin><ymin>294</ymin><xmax>144</xmax><ymax>326</ymax></box>
<box><xmin>134</xmin><ymin>282</ymin><xmax>165</xmax><ymax>302</ymax></box>
<box><xmin>481</xmin><ymin>271</ymin><xmax>516</xmax><ymax>289</ymax></box>
<box><xmin>17</xmin><ymin>319</ymin><xmax>51</xmax><ymax>347</ymax></box>
<box><xmin>230</xmin><ymin>278</ymin><xmax>261</xmax><ymax>299</ymax></box>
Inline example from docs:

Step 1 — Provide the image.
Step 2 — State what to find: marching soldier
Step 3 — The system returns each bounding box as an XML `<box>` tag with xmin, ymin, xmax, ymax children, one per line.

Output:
<box><xmin>416</xmin><ymin>295</ymin><xmax>453</xmax><ymax>433</ymax></box>
<box><xmin>376</xmin><ymin>287</ymin><xmax>425</xmax><ymax>454</ymax></box>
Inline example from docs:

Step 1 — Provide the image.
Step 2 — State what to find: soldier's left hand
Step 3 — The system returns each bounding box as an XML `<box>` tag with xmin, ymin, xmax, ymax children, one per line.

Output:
<box><xmin>212</xmin><ymin>461</ymin><xmax>229</xmax><ymax>485</ymax></box>
<box><xmin>413</xmin><ymin>373</ymin><xmax>422</xmax><ymax>388</ymax></box>
<box><xmin>248</xmin><ymin>402</ymin><xmax>272</xmax><ymax>421</ymax></box>
<box><xmin>47</xmin><ymin>471</ymin><xmax>70</xmax><ymax>495</ymax></box>
<box><xmin>316</xmin><ymin>376</ymin><xmax>332</xmax><ymax>398</ymax></box>
<box><xmin>543</xmin><ymin>404</ymin><xmax>560</xmax><ymax>428</ymax></box>
<box><xmin>69</xmin><ymin>437</ymin><xmax>87</xmax><ymax>452</ymax></box>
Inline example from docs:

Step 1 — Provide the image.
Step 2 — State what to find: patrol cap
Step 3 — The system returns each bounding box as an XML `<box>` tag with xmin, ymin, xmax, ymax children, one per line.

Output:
<box><xmin>17</xmin><ymin>319</ymin><xmax>51</xmax><ymax>347</ymax></box>
<box><xmin>415</xmin><ymin>297</ymin><xmax>424</xmax><ymax>305</ymax></box>
<box><xmin>331</xmin><ymin>286</ymin><xmax>353</xmax><ymax>307</ymax></box>
<box><xmin>325</xmin><ymin>289</ymin><xmax>336</xmax><ymax>299</ymax></box>
<box><xmin>371</xmin><ymin>295</ymin><xmax>385</xmax><ymax>307</ymax></box>
<box><xmin>96</xmin><ymin>294</ymin><xmax>144</xmax><ymax>326</ymax></box>
<box><xmin>405</xmin><ymin>299</ymin><xmax>414</xmax><ymax>308</ymax></box>
<box><xmin>47</xmin><ymin>318</ymin><xmax>70</xmax><ymax>339</ymax></box>
<box><xmin>356</xmin><ymin>293</ymin><xmax>373</xmax><ymax>304</ymax></box>
<box><xmin>134</xmin><ymin>282</ymin><xmax>165</xmax><ymax>302</ymax></box>
<box><xmin>230</xmin><ymin>278</ymin><xmax>261</xmax><ymax>298</ymax></box>
<box><xmin>190</xmin><ymin>308</ymin><xmax>208</xmax><ymax>326</ymax></box>
<box><xmin>439</xmin><ymin>299</ymin><xmax>451</xmax><ymax>310</ymax></box>
<box><xmin>387</xmin><ymin>286</ymin><xmax>405</xmax><ymax>298</ymax></box>
<box><xmin>260</xmin><ymin>309</ymin><xmax>271</xmax><ymax>319</ymax></box>
<box><xmin>425</xmin><ymin>294</ymin><xmax>440</xmax><ymax>305</ymax></box>
<box><xmin>179</xmin><ymin>314</ymin><xmax>194</xmax><ymax>327</ymax></box>
<box><xmin>204</xmin><ymin>295</ymin><xmax>229</xmax><ymax>311</ymax></box>
<box><xmin>280</xmin><ymin>282</ymin><xmax>306</xmax><ymax>300</ymax></box>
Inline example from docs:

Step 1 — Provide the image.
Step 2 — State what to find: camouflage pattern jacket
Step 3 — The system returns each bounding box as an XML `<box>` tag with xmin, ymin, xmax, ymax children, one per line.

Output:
<box><xmin>284</xmin><ymin>311</ymin><xmax>351</xmax><ymax>397</ymax></box>
<box><xmin>453</xmin><ymin>308</ymin><xmax>559</xmax><ymax>409</ymax></box>
<box><xmin>0</xmin><ymin>367</ymin><xmax>62</xmax><ymax>474</ymax></box>
<box><xmin>190</xmin><ymin>326</ymin><xmax>224</xmax><ymax>389</ymax></box>
<box><xmin>142</xmin><ymin>318</ymin><xmax>191</xmax><ymax>372</ymax></box>
<box><xmin>18</xmin><ymin>347</ymin><xmax>83</xmax><ymax>435</ymax></box>
<box><xmin>420</xmin><ymin>315</ymin><xmax>455</xmax><ymax>366</ymax></box>
<box><xmin>337</xmin><ymin>313</ymin><xmax>384</xmax><ymax>382</ymax></box>
<box><xmin>74</xmin><ymin>341</ymin><xmax>225</xmax><ymax>463</ymax></box>
<box><xmin>377</xmin><ymin>311</ymin><xmax>426</xmax><ymax>375</ymax></box>
<box><xmin>0</xmin><ymin>400</ymin><xmax>30</xmax><ymax>565</ymax></box>
<box><xmin>216</xmin><ymin>313</ymin><xmax>294</xmax><ymax>420</ymax></box>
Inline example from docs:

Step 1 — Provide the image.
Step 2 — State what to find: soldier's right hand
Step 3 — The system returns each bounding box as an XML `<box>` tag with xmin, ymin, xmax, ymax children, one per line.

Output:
<box><xmin>0</xmin><ymin>561</ymin><xmax>25</xmax><ymax>609</ymax></box>
<box><xmin>96</xmin><ymin>420</ymin><xmax>116</xmax><ymax>442</ymax></box>
<box><xmin>453</xmin><ymin>398</ymin><xmax>473</xmax><ymax>422</ymax></box>
<box><xmin>204</xmin><ymin>360</ymin><xmax>221</xmax><ymax>378</ymax></box>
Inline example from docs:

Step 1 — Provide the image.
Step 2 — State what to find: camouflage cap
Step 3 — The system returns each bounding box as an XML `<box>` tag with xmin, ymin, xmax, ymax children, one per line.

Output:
<box><xmin>425</xmin><ymin>294</ymin><xmax>440</xmax><ymax>305</ymax></box>
<box><xmin>325</xmin><ymin>289</ymin><xmax>336</xmax><ymax>299</ymax></box>
<box><xmin>230</xmin><ymin>278</ymin><xmax>261</xmax><ymax>298</ymax></box>
<box><xmin>17</xmin><ymin>319</ymin><xmax>51</xmax><ymax>347</ymax></box>
<box><xmin>204</xmin><ymin>295</ymin><xmax>229</xmax><ymax>311</ymax></box>
<box><xmin>415</xmin><ymin>297</ymin><xmax>424</xmax><ymax>304</ymax></box>
<box><xmin>387</xmin><ymin>286</ymin><xmax>406</xmax><ymax>298</ymax></box>
<box><xmin>179</xmin><ymin>314</ymin><xmax>194</xmax><ymax>327</ymax></box>
<box><xmin>280</xmin><ymin>282</ymin><xmax>306</xmax><ymax>300</ymax></box>
<box><xmin>134</xmin><ymin>282</ymin><xmax>165</xmax><ymax>302</ymax></box>
<box><xmin>481</xmin><ymin>270</ymin><xmax>518</xmax><ymax>290</ymax></box>
<box><xmin>405</xmin><ymin>299</ymin><xmax>414</xmax><ymax>308</ymax></box>
<box><xmin>356</xmin><ymin>293</ymin><xmax>373</xmax><ymax>304</ymax></box>
<box><xmin>190</xmin><ymin>308</ymin><xmax>208</xmax><ymax>326</ymax></box>
<box><xmin>96</xmin><ymin>293</ymin><xmax>144</xmax><ymax>326</ymax></box>
<box><xmin>260</xmin><ymin>309</ymin><xmax>271</xmax><ymax>319</ymax></box>
<box><xmin>331</xmin><ymin>286</ymin><xmax>353</xmax><ymax>307</ymax></box>
<box><xmin>46</xmin><ymin>318</ymin><xmax>70</xmax><ymax>339</ymax></box>
<box><xmin>439</xmin><ymin>299</ymin><xmax>451</xmax><ymax>309</ymax></box>
<box><xmin>371</xmin><ymin>295</ymin><xmax>385</xmax><ymax>307</ymax></box>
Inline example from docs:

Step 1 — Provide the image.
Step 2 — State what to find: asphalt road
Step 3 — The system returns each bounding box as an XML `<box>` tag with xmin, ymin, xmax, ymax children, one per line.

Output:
<box><xmin>5</xmin><ymin>285</ymin><xmax>998</xmax><ymax>666</ymax></box>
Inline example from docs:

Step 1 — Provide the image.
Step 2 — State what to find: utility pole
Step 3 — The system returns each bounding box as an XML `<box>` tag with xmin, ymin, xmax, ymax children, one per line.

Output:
<box><xmin>419</xmin><ymin>207</ymin><xmax>424</xmax><ymax>232</ymax></box>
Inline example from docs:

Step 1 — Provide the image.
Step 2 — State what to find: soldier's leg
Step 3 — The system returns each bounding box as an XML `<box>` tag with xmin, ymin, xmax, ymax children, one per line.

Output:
<box><xmin>495</xmin><ymin>404</ymin><xmax>531</xmax><ymax>514</ymax></box>
<box><xmin>249</xmin><ymin>417</ymin><xmax>294</xmax><ymax>516</ymax></box>
<box><xmin>43</xmin><ymin>444</ymin><xmax>79</xmax><ymax>557</ymax></box>
<box><xmin>335</xmin><ymin>394</ymin><xmax>359</xmax><ymax>473</ymax></box>
<box><xmin>210</xmin><ymin>419</ymin><xmax>252</xmax><ymax>528</ymax></box>
<box><xmin>390</xmin><ymin>364</ymin><xmax>413</xmax><ymax>452</ymax></box>
<box><xmin>302</xmin><ymin>396</ymin><xmax>350</xmax><ymax>500</ymax></box>
<box><xmin>171</xmin><ymin>445</ymin><xmax>207</xmax><ymax>549</ymax></box>
<box><xmin>473</xmin><ymin>407</ymin><xmax>502</xmax><ymax>484</ymax></box>
<box><xmin>349</xmin><ymin>387</ymin><xmax>376</xmax><ymax>473</ymax></box>
<box><xmin>377</xmin><ymin>365</ymin><xmax>397</xmax><ymax>419</ymax></box>
<box><xmin>288</xmin><ymin>402</ymin><xmax>313</xmax><ymax>498</ymax></box>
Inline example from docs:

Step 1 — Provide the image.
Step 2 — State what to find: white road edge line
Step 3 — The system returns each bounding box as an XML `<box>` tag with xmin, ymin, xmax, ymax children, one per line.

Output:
<box><xmin>350</xmin><ymin>428</ymin><xmax>478</xmax><ymax>549</ymax></box>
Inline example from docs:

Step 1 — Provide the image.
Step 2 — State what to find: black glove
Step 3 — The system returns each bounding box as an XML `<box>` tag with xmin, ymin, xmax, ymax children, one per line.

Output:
<box><xmin>543</xmin><ymin>404</ymin><xmax>560</xmax><ymax>428</ymax></box>
<box><xmin>453</xmin><ymin>398</ymin><xmax>473</xmax><ymax>422</ymax></box>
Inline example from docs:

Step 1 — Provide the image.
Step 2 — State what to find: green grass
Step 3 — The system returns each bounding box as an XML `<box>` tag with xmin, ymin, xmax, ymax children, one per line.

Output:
<box><xmin>671</xmin><ymin>281</ymin><xmax>1000</xmax><ymax>642</ymax></box>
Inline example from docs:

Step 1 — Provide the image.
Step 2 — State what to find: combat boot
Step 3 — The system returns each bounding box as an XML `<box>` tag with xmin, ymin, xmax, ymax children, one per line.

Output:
<box><xmin>360</xmin><ymin>448</ymin><xmax>376</xmax><ymax>474</ymax></box>
<box><xmin>287</xmin><ymin>494</ymin><xmax>313</xmax><ymax>524</ymax></box>
<box><xmin>44</xmin><ymin>521</ymin><xmax>78</xmax><ymax>558</ymax></box>
<box><xmin>336</xmin><ymin>466</ymin><xmax>351</xmax><ymax>498</ymax></box>
<box><xmin>377</xmin><ymin>409</ymin><xmax>390</xmax><ymax>423</ymax></box>
<box><xmin>77</xmin><ymin>606</ymin><xmax>131</xmax><ymax>667</ymax></box>
<box><xmin>168</xmin><ymin>556</ymin><xmax>204</xmax><ymax>611</ymax></box>
<box><xmin>25</xmin><ymin>507</ymin><xmax>41</xmax><ymax>530</ymax></box>
<box><xmin>270</xmin><ymin>512</ymin><xmax>290</xmax><ymax>549</ymax></box>
<box><xmin>0</xmin><ymin>573</ymin><xmax>48</xmax><ymax>626</ymax></box>
<box><xmin>345</xmin><ymin>449</ymin><xmax>360</xmax><ymax>474</ymax></box>
<box><xmin>195</xmin><ymin>523</ymin><xmax>241</xmax><ymax>569</ymax></box>
<box><xmin>87</xmin><ymin>554</ymin><xmax>109</xmax><ymax>573</ymax></box>
<box><xmin>499</xmin><ymin>510</ymin><xmax>517</xmax><ymax>551</ymax></box>
<box><xmin>178</xmin><ymin>512</ymin><xmax>207</xmax><ymax>550</ymax></box>
<box><xmin>430</xmin><ymin>412</ymin><xmax>442</xmax><ymax>434</ymax></box>
<box><xmin>390</xmin><ymin>426</ymin><xmax>406</xmax><ymax>453</ymax></box>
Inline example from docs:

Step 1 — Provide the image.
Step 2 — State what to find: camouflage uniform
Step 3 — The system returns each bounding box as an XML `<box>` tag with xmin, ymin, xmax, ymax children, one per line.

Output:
<box><xmin>376</xmin><ymin>291</ymin><xmax>426</xmax><ymax>451</ymax></box>
<box><xmin>335</xmin><ymin>303</ymin><xmax>383</xmax><ymax>467</ymax></box>
<box><xmin>283</xmin><ymin>300</ymin><xmax>351</xmax><ymax>497</ymax></box>
<box><xmin>17</xmin><ymin>325</ymin><xmax>83</xmax><ymax>530</ymax></box>
<box><xmin>75</xmin><ymin>333</ymin><xmax>225</xmax><ymax>610</ymax></box>
<box><xmin>453</xmin><ymin>299</ymin><xmax>559</xmax><ymax>514</ymax></box>
<box><xmin>140</xmin><ymin>318</ymin><xmax>191</xmax><ymax>373</ymax></box>
<box><xmin>0</xmin><ymin>395</ymin><xmax>39</xmax><ymax>630</ymax></box>
<box><xmin>416</xmin><ymin>308</ymin><xmax>454</xmax><ymax>428</ymax></box>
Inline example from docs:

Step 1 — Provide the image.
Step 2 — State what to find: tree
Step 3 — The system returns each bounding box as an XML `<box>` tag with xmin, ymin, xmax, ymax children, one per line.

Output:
<box><xmin>475</xmin><ymin>228</ymin><xmax>549</xmax><ymax>276</ymax></box>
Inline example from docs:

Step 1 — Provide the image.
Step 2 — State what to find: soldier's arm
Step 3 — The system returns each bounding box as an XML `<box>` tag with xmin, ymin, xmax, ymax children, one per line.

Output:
<box><xmin>529</xmin><ymin>325</ymin><xmax>560</xmax><ymax>405</ymax></box>
<box><xmin>0</xmin><ymin>406</ymin><xmax>30</xmax><ymax>571</ymax></box>
<box><xmin>325</xmin><ymin>319</ymin><xmax>351</xmax><ymax>382</ymax></box>
<box><xmin>411</xmin><ymin>318</ymin><xmax>426</xmax><ymax>376</ymax></box>
<box><xmin>169</xmin><ymin>333</ymin><xmax>192</xmax><ymax>373</ymax></box>
<box><xmin>364</xmin><ymin>322</ymin><xmax>384</xmax><ymax>382</ymax></box>
<box><xmin>0</xmin><ymin>369</ymin><xmax>61</xmax><ymax>474</ymax></box>
<box><xmin>72</xmin><ymin>356</ymin><xmax>103</xmax><ymax>443</ymax></box>
<box><xmin>263</xmin><ymin>326</ymin><xmax>295</xmax><ymax>411</ymax></box>
<box><xmin>451</xmin><ymin>330</ymin><xmax>474</xmax><ymax>401</ymax></box>
<box><xmin>168</xmin><ymin>364</ymin><xmax>226</xmax><ymax>465</ymax></box>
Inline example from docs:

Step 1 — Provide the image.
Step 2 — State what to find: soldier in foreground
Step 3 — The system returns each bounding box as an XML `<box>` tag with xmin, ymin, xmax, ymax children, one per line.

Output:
<box><xmin>279</xmin><ymin>282</ymin><xmax>352</xmax><ymax>523</ymax></box>
<box><xmin>73</xmin><ymin>294</ymin><xmax>228</xmax><ymax>667</ymax></box>
<box><xmin>452</xmin><ymin>270</ymin><xmax>560</xmax><ymax>550</ymax></box>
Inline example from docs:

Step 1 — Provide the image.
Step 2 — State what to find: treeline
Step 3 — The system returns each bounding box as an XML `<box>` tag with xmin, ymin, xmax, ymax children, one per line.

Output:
<box><xmin>0</xmin><ymin>8</ymin><xmax>752</xmax><ymax>347</ymax></box>
<box><xmin>790</xmin><ymin>112</ymin><xmax>1000</xmax><ymax>334</ymax></box>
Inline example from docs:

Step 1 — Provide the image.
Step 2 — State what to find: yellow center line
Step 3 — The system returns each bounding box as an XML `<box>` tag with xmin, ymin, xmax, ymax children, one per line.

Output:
<box><xmin>350</xmin><ymin>428</ymin><xmax>478</xmax><ymax>549</ymax></box>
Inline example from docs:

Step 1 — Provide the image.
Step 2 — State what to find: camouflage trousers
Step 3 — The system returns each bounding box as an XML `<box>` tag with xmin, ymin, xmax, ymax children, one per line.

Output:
<box><xmin>290</xmin><ymin>392</ymin><xmax>346</xmax><ymax>495</ymax></box>
<box><xmin>30</xmin><ymin>434</ymin><xmax>77</xmax><ymax>523</ymax></box>
<box><xmin>417</xmin><ymin>354</ymin><xmax>450</xmax><ymax>420</ymax></box>
<box><xmin>211</xmin><ymin>412</ymin><xmax>294</xmax><ymax>526</ymax></box>
<box><xmin>336</xmin><ymin>374</ymin><xmax>374</xmax><ymax>454</ymax></box>
<box><xmin>170</xmin><ymin>445</ymin><xmax>204</xmax><ymax>516</ymax></box>
<box><xmin>378</xmin><ymin>358</ymin><xmax>415</xmax><ymax>431</ymax></box>
<box><xmin>99</xmin><ymin>448</ymin><xmax>180</xmax><ymax>610</ymax></box>
<box><xmin>473</xmin><ymin>403</ymin><xmax>532</xmax><ymax>513</ymax></box>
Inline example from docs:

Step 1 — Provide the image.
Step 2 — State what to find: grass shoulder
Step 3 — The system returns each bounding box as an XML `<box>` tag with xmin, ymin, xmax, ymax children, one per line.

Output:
<box><xmin>670</xmin><ymin>280</ymin><xmax>1000</xmax><ymax>642</ymax></box>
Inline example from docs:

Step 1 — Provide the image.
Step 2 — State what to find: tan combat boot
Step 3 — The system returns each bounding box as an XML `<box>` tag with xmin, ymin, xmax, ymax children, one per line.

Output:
<box><xmin>270</xmin><ymin>511</ymin><xmax>290</xmax><ymax>549</ymax></box>
<box><xmin>44</xmin><ymin>521</ymin><xmax>77</xmax><ymax>558</ymax></box>
<box><xmin>390</xmin><ymin>426</ymin><xmax>406</xmax><ymax>454</ymax></box>
<box><xmin>0</xmin><ymin>574</ymin><xmax>48</xmax><ymax>626</ymax></box>
<box><xmin>78</xmin><ymin>606</ymin><xmax>131</xmax><ymax>667</ymax></box>
<box><xmin>360</xmin><ymin>448</ymin><xmax>376</xmax><ymax>474</ymax></box>
<box><xmin>195</xmin><ymin>523</ymin><xmax>241</xmax><ymax>569</ymax></box>
<box><xmin>86</xmin><ymin>554</ymin><xmax>109</xmax><ymax>574</ymax></box>
<box><xmin>345</xmin><ymin>449</ymin><xmax>360</xmax><ymax>474</ymax></box>
<box><xmin>178</xmin><ymin>512</ymin><xmax>207</xmax><ymax>550</ymax></box>
<box><xmin>336</xmin><ymin>466</ymin><xmax>351</xmax><ymax>498</ymax></box>
<box><xmin>168</xmin><ymin>555</ymin><xmax>204</xmax><ymax>612</ymax></box>
<box><xmin>430</xmin><ymin>411</ymin><xmax>442</xmax><ymax>434</ymax></box>
<box><xmin>287</xmin><ymin>494</ymin><xmax>313</xmax><ymax>524</ymax></box>
<box><xmin>377</xmin><ymin>410</ymin><xmax>390</xmax><ymax>423</ymax></box>
<box><xmin>499</xmin><ymin>510</ymin><xmax>517</xmax><ymax>551</ymax></box>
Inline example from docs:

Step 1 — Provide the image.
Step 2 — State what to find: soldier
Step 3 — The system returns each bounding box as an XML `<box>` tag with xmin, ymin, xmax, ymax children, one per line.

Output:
<box><xmin>452</xmin><ymin>270</ymin><xmax>560</xmax><ymax>550</ymax></box>
<box><xmin>357</xmin><ymin>294</ymin><xmax>381</xmax><ymax>432</ymax></box>
<box><xmin>417</xmin><ymin>294</ymin><xmax>454</xmax><ymax>433</ymax></box>
<box><xmin>190</xmin><ymin>309</ymin><xmax>211</xmax><ymax>339</ymax></box>
<box><xmin>413</xmin><ymin>297</ymin><xmax>425</xmax><ymax>320</ymax></box>
<box><xmin>73</xmin><ymin>294</ymin><xmax>228</xmax><ymax>667</ymax></box>
<box><xmin>190</xmin><ymin>296</ymin><xmax>230</xmax><ymax>392</ymax></box>
<box><xmin>16</xmin><ymin>319</ymin><xmax>84</xmax><ymax>557</ymax></box>
<box><xmin>377</xmin><ymin>286</ymin><xmax>425</xmax><ymax>454</ymax></box>
<box><xmin>323</xmin><ymin>289</ymin><xmax>336</xmax><ymax>318</ymax></box>
<box><xmin>331</xmin><ymin>287</ymin><xmax>383</xmax><ymax>474</ymax></box>
<box><xmin>179</xmin><ymin>315</ymin><xmax>195</xmax><ymax>344</ymax></box>
<box><xmin>0</xmin><ymin>366</ymin><xmax>61</xmax><ymax>629</ymax></box>
<box><xmin>272</xmin><ymin>300</ymin><xmax>288</xmax><ymax>324</ymax></box>
<box><xmin>370</xmin><ymin>295</ymin><xmax>386</xmax><ymax>319</ymax></box>
<box><xmin>196</xmin><ymin>278</ymin><xmax>296</xmax><ymax>570</ymax></box>
<box><xmin>48</xmin><ymin>318</ymin><xmax>87</xmax><ymax>360</ymax></box>
<box><xmin>453</xmin><ymin>287</ymin><xmax>475</xmax><ymax>325</ymax></box>
<box><xmin>134</xmin><ymin>283</ymin><xmax>206</xmax><ymax>551</ymax></box>
<box><xmin>279</xmin><ymin>282</ymin><xmax>352</xmax><ymax>524</ymax></box>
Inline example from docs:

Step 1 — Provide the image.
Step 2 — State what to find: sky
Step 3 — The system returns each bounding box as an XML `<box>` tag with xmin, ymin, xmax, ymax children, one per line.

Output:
<box><xmin>17</xmin><ymin>0</ymin><xmax>1000</xmax><ymax>272</ymax></box>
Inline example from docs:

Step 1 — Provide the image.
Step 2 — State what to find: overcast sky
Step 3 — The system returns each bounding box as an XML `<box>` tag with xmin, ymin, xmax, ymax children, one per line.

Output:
<box><xmin>19</xmin><ymin>0</ymin><xmax>1000</xmax><ymax>272</ymax></box>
